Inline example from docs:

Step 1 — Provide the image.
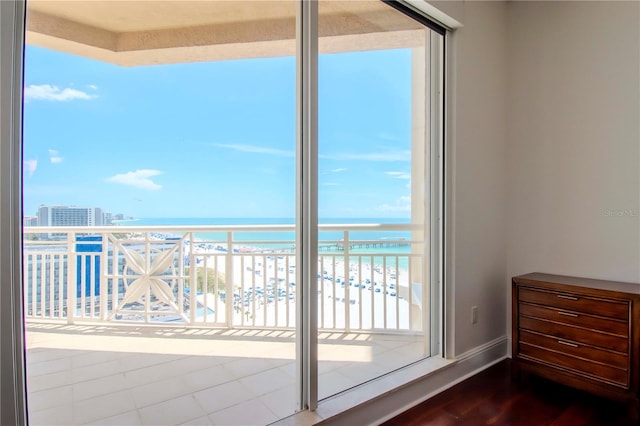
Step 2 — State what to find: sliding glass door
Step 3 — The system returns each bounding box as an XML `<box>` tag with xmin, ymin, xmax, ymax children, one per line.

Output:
<box><xmin>20</xmin><ymin>0</ymin><xmax>444</xmax><ymax>423</ymax></box>
<box><xmin>24</xmin><ymin>2</ymin><xmax>300</xmax><ymax>424</ymax></box>
<box><xmin>316</xmin><ymin>0</ymin><xmax>443</xmax><ymax>399</ymax></box>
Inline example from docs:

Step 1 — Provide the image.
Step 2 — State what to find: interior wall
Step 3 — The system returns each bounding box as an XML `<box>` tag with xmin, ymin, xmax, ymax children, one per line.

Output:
<box><xmin>437</xmin><ymin>0</ymin><xmax>640</xmax><ymax>359</ymax></box>
<box><xmin>506</xmin><ymin>1</ymin><xmax>640</xmax><ymax>356</ymax></box>
<box><xmin>507</xmin><ymin>1</ymin><xmax>640</xmax><ymax>285</ymax></box>
<box><xmin>446</xmin><ymin>0</ymin><xmax>509</xmax><ymax>357</ymax></box>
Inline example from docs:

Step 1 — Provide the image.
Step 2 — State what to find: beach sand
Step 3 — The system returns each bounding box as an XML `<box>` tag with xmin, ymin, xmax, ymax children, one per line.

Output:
<box><xmin>185</xmin><ymin>243</ymin><xmax>422</xmax><ymax>331</ymax></box>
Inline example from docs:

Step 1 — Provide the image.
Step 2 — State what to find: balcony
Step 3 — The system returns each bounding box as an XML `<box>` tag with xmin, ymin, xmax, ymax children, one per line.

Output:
<box><xmin>23</xmin><ymin>224</ymin><xmax>430</xmax><ymax>425</ymax></box>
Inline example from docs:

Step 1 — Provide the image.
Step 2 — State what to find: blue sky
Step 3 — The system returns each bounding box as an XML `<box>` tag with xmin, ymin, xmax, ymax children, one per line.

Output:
<box><xmin>23</xmin><ymin>45</ymin><xmax>414</xmax><ymax>219</ymax></box>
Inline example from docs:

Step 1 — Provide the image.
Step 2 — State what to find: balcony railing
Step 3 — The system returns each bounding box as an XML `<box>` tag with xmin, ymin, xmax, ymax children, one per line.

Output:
<box><xmin>23</xmin><ymin>224</ymin><xmax>427</xmax><ymax>333</ymax></box>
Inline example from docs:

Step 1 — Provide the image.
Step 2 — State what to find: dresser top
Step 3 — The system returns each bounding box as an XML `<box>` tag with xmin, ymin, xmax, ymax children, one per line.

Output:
<box><xmin>513</xmin><ymin>272</ymin><xmax>640</xmax><ymax>295</ymax></box>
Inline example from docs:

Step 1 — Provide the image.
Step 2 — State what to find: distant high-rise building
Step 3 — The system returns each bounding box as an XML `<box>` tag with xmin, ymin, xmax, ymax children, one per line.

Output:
<box><xmin>37</xmin><ymin>205</ymin><xmax>105</xmax><ymax>227</ymax></box>
<box><xmin>23</xmin><ymin>216</ymin><xmax>38</xmax><ymax>226</ymax></box>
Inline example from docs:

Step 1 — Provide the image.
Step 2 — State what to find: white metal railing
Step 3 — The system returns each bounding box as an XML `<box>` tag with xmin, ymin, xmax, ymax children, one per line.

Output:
<box><xmin>23</xmin><ymin>224</ymin><xmax>427</xmax><ymax>333</ymax></box>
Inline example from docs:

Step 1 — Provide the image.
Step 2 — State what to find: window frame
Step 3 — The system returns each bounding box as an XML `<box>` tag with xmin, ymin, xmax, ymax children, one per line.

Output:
<box><xmin>0</xmin><ymin>0</ymin><xmax>28</xmax><ymax>424</ymax></box>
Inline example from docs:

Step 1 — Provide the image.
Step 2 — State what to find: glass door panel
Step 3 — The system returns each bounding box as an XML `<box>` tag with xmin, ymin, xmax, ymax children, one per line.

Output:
<box><xmin>23</xmin><ymin>1</ymin><xmax>298</xmax><ymax>424</ymax></box>
<box><xmin>317</xmin><ymin>0</ymin><xmax>434</xmax><ymax>400</ymax></box>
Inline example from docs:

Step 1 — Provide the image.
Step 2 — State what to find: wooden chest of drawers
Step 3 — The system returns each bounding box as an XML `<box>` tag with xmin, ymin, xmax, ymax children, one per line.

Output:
<box><xmin>512</xmin><ymin>273</ymin><xmax>640</xmax><ymax>415</ymax></box>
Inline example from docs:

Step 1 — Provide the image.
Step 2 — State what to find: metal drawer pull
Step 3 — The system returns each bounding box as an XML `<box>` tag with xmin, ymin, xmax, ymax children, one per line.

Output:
<box><xmin>558</xmin><ymin>311</ymin><xmax>579</xmax><ymax>318</ymax></box>
<box><xmin>557</xmin><ymin>295</ymin><xmax>578</xmax><ymax>301</ymax></box>
<box><xmin>557</xmin><ymin>340</ymin><xmax>579</xmax><ymax>348</ymax></box>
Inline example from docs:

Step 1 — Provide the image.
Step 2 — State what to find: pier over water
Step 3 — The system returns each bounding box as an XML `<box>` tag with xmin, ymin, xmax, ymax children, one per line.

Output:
<box><xmin>319</xmin><ymin>240</ymin><xmax>410</xmax><ymax>252</ymax></box>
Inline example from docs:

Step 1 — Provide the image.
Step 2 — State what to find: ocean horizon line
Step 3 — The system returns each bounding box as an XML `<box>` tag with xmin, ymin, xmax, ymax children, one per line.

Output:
<box><xmin>111</xmin><ymin>217</ymin><xmax>415</xmax><ymax>253</ymax></box>
<box><xmin>114</xmin><ymin>217</ymin><xmax>411</xmax><ymax>222</ymax></box>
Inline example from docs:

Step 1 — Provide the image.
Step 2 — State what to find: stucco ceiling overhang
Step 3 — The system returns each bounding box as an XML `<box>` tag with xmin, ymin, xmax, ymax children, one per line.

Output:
<box><xmin>26</xmin><ymin>1</ymin><xmax>425</xmax><ymax>66</ymax></box>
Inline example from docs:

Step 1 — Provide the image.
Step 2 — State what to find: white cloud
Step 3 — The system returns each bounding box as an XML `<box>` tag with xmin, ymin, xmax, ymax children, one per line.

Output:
<box><xmin>24</xmin><ymin>84</ymin><xmax>97</xmax><ymax>102</ymax></box>
<box><xmin>378</xmin><ymin>133</ymin><xmax>400</xmax><ymax>142</ymax></box>
<box><xmin>321</xmin><ymin>168</ymin><xmax>347</xmax><ymax>176</ymax></box>
<box><xmin>88</xmin><ymin>84</ymin><xmax>98</xmax><ymax>90</ymax></box>
<box><xmin>48</xmin><ymin>149</ymin><xmax>63</xmax><ymax>164</ymax></box>
<box><xmin>106</xmin><ymin>169</ymin><xmax>163</xmax><ymax>190</ymax></box>
<box><xmin>212</xmin><ymin>144</ymin><xmax>408</xmax><ymax>162</ymax></box>
<box><xmin>212</xmin><ymin>143</ymin><xmax>294</xmax><ymax>157</ymax></box>
<box><xmin>377</xmin><ymin>195</ymin><xmax>411</xmax><ymax>212</ymax></box>
<box><xmin>24</xmin><ymin>159</ymin><xmax>37</xmax><ymax>176</ymax></box>
<box><xmin>320</xmin><ymin>150</ymin><xmax>410</xmax><ymax>162</ymax></box>
<box><xmin>385</xmin><ymin>171</ymin><xmax>411</xmax><ymax>180</ymax></box>
<box><xmin>261</xmin><ymin>168</ymin><xmax>278</xmax><ymax>175</ymax></box>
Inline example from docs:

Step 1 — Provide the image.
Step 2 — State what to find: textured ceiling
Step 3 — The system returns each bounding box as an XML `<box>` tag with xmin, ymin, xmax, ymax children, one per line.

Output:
<box><xmin>26</xmin><ymin>1</ymin><xmax>425</xmax><ymax>66</ymax></box>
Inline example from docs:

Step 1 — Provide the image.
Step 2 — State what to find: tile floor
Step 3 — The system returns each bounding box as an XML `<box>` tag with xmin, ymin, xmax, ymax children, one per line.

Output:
<box><xmin>26</xmin><ymin>323</ymin><xmax>426</xmax><ymax>426</ymax></box>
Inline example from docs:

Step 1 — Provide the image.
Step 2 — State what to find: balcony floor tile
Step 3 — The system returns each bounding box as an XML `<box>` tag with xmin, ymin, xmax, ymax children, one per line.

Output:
<box><xmin>132</xmin><ymin>376</ymin><xmax>193</xmax><ymax>409</ymax></box>
<box><xmin>182</xmin><ymin>363</ymin><xmax>236</xmax><ymax>393</ymax></box>
<box><xmin>72</xmin><ymin>373</ymin><xmax>129</xmax><ymax>402</ymax></box>
<box><xmin>239</xmin><ymin>366</ymin><xmax>296</xmax><ymax>397</ymax></box>
<box><xmin>72</xmin><ymin>389</ymin><xmax>137</xmax><ymax>424</ymax></box>
<box><xmin>138</xmin><ymin>395</ymin><xmax>206</xmax><ymax>426</ymax></box>
<box><xmin>29</xmin><ymin>403</ymin><xmax>74</xmax><ymax>426</ymax></box>
<box><xmin>28</xmin><ymin>384</ymin><xmax>73</xmax><ymax>411</ymax></box>
<box><xmin>83</xmin><ymin>410</ymin><xmax>142</xmax><ymax>426</ymax></box>
<box><xmin>27</xmin><ymin>323</ymin><xmax>425</xmax><ymax>425</ymax></box>
<box><xmin>207</xmin><ymin>399</ymin><xmax>279</xmax><ymax>426</ymax></box>
<box><xmin>193</xmin><ymin>380</ymin><xmax>254</xmax><ymax>414</ymax></box>
<box><xmin>259</xmin><ymin>385</ymin><xmax>299</xmax><ymax>420</ymax></box>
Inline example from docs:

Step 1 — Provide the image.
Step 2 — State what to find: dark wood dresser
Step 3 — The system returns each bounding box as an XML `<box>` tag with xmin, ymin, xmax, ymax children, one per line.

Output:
<box><xmin>512</xmin><ymin>273</ymin><xmax>640</xmax><ymax>416</ymax></box>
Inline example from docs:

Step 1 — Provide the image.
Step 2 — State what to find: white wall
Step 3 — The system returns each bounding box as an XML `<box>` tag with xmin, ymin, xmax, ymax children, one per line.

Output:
<box><xmin>447</xmin><ymin>1</ymin><xmax>509</xmax><ymax>357</ymax></box>
<box><xmin>440</xmin><ymin>0</ymin><xmax>640</xmax><ymax>359</ymax></box>
<box><xmin>507</xmin><ymin>1</ymin><xmax>640</xmax><ymax>285</ymax></box>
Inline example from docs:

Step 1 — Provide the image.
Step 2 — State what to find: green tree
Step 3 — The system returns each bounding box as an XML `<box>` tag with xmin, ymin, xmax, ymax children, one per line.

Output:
<box><xmin>185</xmin><ymin>267</ymin><xmax>226</xmax><ymax>294</ymax></box>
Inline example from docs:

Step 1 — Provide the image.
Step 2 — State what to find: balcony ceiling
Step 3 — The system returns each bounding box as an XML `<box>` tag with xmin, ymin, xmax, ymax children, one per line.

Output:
<box><xmin>26</xmin><ymin>1</ymin><xmax>425</xmax><ymax>66</ymax></box>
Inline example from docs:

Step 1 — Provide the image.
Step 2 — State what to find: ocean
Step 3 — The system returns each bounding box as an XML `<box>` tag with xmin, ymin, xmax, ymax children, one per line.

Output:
<box><xmin>114</xmin><ymin>217</ymin><xmax>418</xmax><ymax>255</ymax></box>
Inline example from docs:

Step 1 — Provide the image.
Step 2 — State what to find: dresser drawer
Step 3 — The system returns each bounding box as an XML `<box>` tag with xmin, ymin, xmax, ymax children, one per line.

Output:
<box><xmin>513</xmin><ymin>273</ymin><xmax>640</xmax><ymax>412</ymax></box>
<box><xmin>520</xmin><ymin>303</ymin><xmax>628</xmax><ymax>337</ymax></box>
<box><xmin>519</xmin><ymin>330</ymin><xmax>628</xmax><ymax>369</ymax></box>
<box><xmin>519</xmin><ymin>315</ymin><xmax>629</xmax><ymax>353</ymax></box>
<box><xmin>519</xmin><ymin>287</ymin><xmax>629</xmax><ymax>320</ymax></box>
<box><xmin>520</xmin><ymin>342</ymin><xmax>629</xmax><ymax>387</ymax></box>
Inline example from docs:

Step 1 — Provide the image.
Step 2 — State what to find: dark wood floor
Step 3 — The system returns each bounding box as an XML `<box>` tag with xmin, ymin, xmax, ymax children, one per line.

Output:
<box><xmin>383</xmin><ymin>359</ymin><xmax>638</xmax><ymax>426</ymax></box>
